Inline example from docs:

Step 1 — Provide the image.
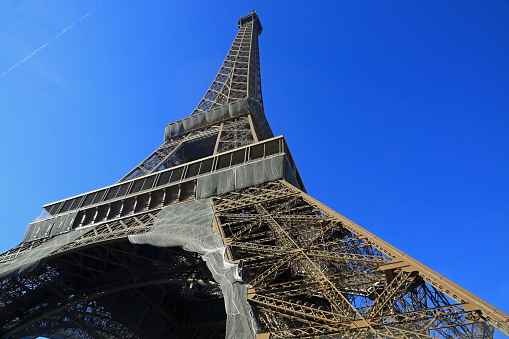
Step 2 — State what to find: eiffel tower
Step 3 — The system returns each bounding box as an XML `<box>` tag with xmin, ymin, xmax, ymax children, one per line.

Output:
<box><xmin>0</xmin><ymin>11</ymin><xmax>507</xmax><ymax>339</ymax></box>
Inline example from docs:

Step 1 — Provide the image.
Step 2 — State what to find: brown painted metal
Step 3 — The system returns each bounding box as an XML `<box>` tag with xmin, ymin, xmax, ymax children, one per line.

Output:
<box><xmin>191</xmin><ymin>11</ymin><xmax>263</xmax><ymax>115</ymax></box>
<box><xmin>0</xmin><ymin>10</ymin><xmax>507</xmax><ymax>339</ymax></box>
<box><xmin>213</xmin><ymin>180</ymin><xmax>508</xmax><ymax>337</ymax></box>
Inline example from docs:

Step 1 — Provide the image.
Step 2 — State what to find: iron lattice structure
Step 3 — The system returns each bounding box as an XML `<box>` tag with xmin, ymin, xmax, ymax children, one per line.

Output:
<box><xmin>0</xmin><ymin>11</ymin><xmax>508</xmax><ymax>339</ymax></box>
<box><xmin>191</xmin><ymin>13</ymin><xmax>263</xmax><ymax>115</ymax></box>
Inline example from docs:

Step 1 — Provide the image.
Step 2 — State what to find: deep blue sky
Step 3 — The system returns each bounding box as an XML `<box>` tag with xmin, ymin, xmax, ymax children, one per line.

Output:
<box><xmin>0</xmin><ymin>1</ymin><xmax>508</xmax><ymax>336</ymax></box>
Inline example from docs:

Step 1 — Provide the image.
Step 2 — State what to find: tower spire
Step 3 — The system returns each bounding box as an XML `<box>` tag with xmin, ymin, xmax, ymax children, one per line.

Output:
<box><xmin>190</xmin><ymin>11</ymin><xmax>263</xmax><ymax>115</ymax></box>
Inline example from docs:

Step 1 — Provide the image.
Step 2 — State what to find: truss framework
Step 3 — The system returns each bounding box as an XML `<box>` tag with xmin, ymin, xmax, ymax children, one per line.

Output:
<box><xmin>0</xmin><ymin>210</ymin><xmax>226</xmax><ymax>339</ymax></box>
<box><xmin>191</xmin><ymin>11</ymin><xmax>263</xmax><ymax>116</ymax></box>
<box><xmin>118</xmin><ymin>126</ymin><xmax>218</xmax><ymax>183</ymax></box>
<box><xmin>35</xmin><ymin>132</ymin><xmax>282</xmax><ymax>231</ymax></box>
<box><xmin>213</xmin><ymin>180</ymin><xmax>508</xmax><ymax>338</ymax></box>
<box><xmin>1</xmin><ymin>183</ymin><xmax>507</xmax><ymax>338</ymax></box>
<box><xmin>0</xmin><ymin>10</ymin><xmax>507</xmax><ymax>339</ymax></box>
<box><xmin>118</xmin><ymin>113</ymin><xmax>260</xmax><ymax>183</ymax></box>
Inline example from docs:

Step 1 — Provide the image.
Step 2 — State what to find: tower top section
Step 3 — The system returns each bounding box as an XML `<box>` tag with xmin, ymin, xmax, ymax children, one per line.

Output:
<box><xmin>238</xmin><ymin>11</ymin><xmax>262</xmax><ymax>34</ymax></box>
<box><xmin>190</xmin><ymin>11</ymin><xmax>264</xmax><ymax>116</ymax></box>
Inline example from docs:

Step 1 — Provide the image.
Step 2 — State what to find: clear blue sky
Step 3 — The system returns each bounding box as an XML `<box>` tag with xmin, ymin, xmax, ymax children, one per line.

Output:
<box><xmin>0</xmin><ymin>1</ymin><xmax>508</xmax><ymax>337</ymax></box>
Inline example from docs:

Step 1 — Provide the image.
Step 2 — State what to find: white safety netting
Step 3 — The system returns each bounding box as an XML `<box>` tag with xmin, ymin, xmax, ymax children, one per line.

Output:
<box><xmin>23</xmin><ymin>211</ymin><xmax>78</xmax><ymax>242</ymax></box>
<box><xmin>196</xmin><ymin>154</ymin><xmax>299</xmax><ymax>199</ymax></box>
<box><xmin>0</xmin><ymin>226</ymin><xmax>94</xmax><ymax>279</ymax></box>
<box><xmin>164</xmin><ymin>98</ymin><xmax>273</xmax><ymax>142</ymax></box>
<box><xmin>128</xmin><ymin>199</ymin><xmax>258</xmax><ymax>339</ymax></box>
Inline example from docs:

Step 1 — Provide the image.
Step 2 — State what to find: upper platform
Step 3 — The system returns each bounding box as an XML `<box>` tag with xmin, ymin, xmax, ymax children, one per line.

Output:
<box><xmin>238</xmin><ymin>11</ymin><xmax>262</xmax><ymax>34</ymax></box>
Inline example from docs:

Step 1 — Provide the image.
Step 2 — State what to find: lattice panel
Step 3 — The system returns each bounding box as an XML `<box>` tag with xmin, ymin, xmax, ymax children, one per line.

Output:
<box><xmin>119</xmin><ymin>125</ymin><xmax>220</xmax><ymax>183</ymax></box>
<box><xmin>215</xmin><ymin>115</ymin><xmax>258</xmax><ymax>154</ymax></box>
<box><xmin>0</xmin><ymin>241</ymin><xmax>225</xmax><ymax>338</ymax></box>
<box><xmin>213</xmin><ymin>180</ymin><xmax>502</xmax><ymax>338</ymax></box>
<box><xmin>191</xmin><ymin>12</ymin><xmax>263</xmax><ymax>115</ymax></box>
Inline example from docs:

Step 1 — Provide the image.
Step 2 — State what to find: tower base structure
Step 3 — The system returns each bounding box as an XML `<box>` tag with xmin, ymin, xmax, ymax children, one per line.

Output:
<box><xmin>1</xmin><ymin>11</ymin><xmax>508</xmax><ymax>339</ymax></box>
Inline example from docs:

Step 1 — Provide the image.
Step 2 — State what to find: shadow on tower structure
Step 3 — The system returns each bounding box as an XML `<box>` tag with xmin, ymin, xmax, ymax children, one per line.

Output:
<box><xmin>0</xmin><ymin>11</ymin><xmax>508</xmax><ymax>339</ymax></box>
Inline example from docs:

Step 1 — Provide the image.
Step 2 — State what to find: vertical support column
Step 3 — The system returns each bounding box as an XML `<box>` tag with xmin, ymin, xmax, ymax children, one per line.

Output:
<box><xmin>247</xmin><ymin>114</ymin><xmax>259</xmax><ymax>142</ymax></box>
<box><xmin>213</xmin><ymin>122</ymin><xmax>224</xmax><ymax>155</ymax></box>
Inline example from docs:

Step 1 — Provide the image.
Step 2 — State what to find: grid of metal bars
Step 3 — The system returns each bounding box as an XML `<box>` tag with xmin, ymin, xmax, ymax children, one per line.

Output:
<box><xmin>2</xmin><ymin>10</ymin><xmax>508</xmax><ymax>339</ymax></box>
<box><xmin>213</xmin><ymin>181</ymin><xmax>504</xmax><ymax>338</ymax></box>
<box><xmin>191</xmin><ymin>12</ymin><xmax>263</xmax><ymax>115</ymax></box>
